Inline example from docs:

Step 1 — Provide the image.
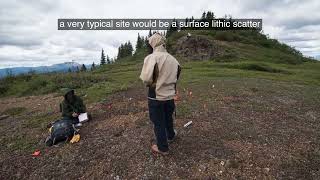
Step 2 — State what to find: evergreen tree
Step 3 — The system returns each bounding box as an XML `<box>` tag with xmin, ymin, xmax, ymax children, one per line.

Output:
<box><xmin>107</xmin><ymin>55</ymin><xmax>111</xmax><ymax>64</ymax></box>
<box><xmin>117</xmin><ymin>46</ymin><xmax>121</xmax><ymax>59</ymax></box>
<box><xmin>146</xmin><ymin>39</ymin><xmax>153</xmax><ymax>54</ymax></box>
<box><xmin>136</xmin><ymin>33</ymin><xmax>143</xmax><ymax>50</ymax></box>
<box><xmin>127</xmin><ymin>41</ymin><xmax>133</xmax><ymax>56</ymax></box>
<box><xmin>206</xmin><ymin>11</ymin><xmax>215</xmax><ymax>19</ymax></box>
<box><xmin>91</xmin><ymin>62</ymin><xmax>96</xmax><ymax>70</ymax></box>
<box><xmin>117</xmin><ymin>41</ymin><xmax>133</xmax><ymax>59</ymax></box>
<box><xmin>166</xmin><ymin>18</ymin><xmax>178</xmax><ymax>38</ymax></box>
<box><xmin>142</xmin><ymin>35</ymin><xmax>152</xmax><ymax>54</ymax></box>
<box><xmin>100</xmin><ymin>49</ymin><xmax>106</xmax><ymax>65</ymax></box>
<box><xmin>117</xmin><ymin>43</ymin><xmax>124</xmax><ymax>59</ymax></box>
<box><xmin>80</xmin><ymin>64</ymin><xmax>87</xmax><ymax>71</ymax></box>
<box><xmin>124</xmin><ymin>42</ymin><xmax>128</xmax><ymax>56</ymax></box>
<box><xmin>68</xmin><ymin>68</ymin><xmax>72</xmax><ymax>73</ymax></box>
<box><xmin>144</xmin><ymin>36</ymin><xmax>149</xmax><ymax>48</ymax></box>
<box><xmin>201</xmin><ymin>11</ymin><xmax>206</xmax><ymax>19</ymax></box>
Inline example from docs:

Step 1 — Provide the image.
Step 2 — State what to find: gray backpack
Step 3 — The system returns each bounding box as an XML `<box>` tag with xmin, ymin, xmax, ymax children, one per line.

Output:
<box><xmin>45</xmin><ymin>118</ymin><xmax>76</xmax><ymax>146</ymax></box>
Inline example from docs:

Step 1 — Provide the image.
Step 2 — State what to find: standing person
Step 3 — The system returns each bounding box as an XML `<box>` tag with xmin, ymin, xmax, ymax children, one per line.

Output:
<box><xmin>60</xmin><ymin>88</ymin><xmax>86</xmax><ymax>127</ymax></box>
<box><xmin>140</xmin><ymin>33</ymin><xmax>181</xmax><ymax>155</ymax></box>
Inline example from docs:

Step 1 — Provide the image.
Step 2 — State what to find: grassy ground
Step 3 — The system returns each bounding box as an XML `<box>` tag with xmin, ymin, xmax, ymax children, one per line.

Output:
<box><xmin>1</xmin><ymin>75</ymin><xmax>319</xmax><ymax>179</ymax></box>
<box><xmin>0</xmin><ymin>31</ymin><xmax>320</xmax><ymax>179</ymax></box>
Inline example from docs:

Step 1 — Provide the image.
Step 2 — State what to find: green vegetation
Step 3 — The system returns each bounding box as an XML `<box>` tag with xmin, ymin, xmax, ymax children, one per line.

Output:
<box><xmin>0</xmin><ymin>29</ymin><xmax>319</xmax><ymax>104</ymax></box>
<box><xmin>2</xmin><ymin>107</ymin><xmax>27</xmax><ymax>116</ymax></box>
<box><xmin>1</xmin><ymin>12</ymin><xmax>319</xmax><ymax>179</ymax></box>
<box><xmin>181</xmin><ymin>60</ymin><xmax>320</xmax><ymax>87</ymax></box>
<box><xmin>2</xmin><ymin>134</ymin><xmax>37</xmax><ymax>151</ymax></box>
<box><xmin>100</xmin><ymin>48</ymin><xmax>107</xmax><ymax>65</ymax></box>
<box><xmin>117</xmin><ymin>41</ymin><xmax>134</xmax><ymax>59</ymax></box>
<box><xmin>218</xmin><ymin>62</ymin><xmax>290</xmax><ymax>74</ymax></box>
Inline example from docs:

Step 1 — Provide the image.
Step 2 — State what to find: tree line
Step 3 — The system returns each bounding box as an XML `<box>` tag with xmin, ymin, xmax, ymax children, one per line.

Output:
<box><xmin>67</xmin><ymin>11</ymin><xmax>216</xmax><ymax>73</ymax></box>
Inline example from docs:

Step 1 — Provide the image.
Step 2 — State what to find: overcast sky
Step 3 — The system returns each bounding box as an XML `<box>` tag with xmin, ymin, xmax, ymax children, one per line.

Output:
<box><xmin>0</xmin><ymin>0</ymin><xmax>319</xmax><ymax>68</ymax></box>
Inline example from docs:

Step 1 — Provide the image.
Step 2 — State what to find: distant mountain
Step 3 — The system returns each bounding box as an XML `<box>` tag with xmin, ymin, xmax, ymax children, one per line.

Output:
<box><xmin>315</xmin><ymin>55</ymin><xmax>320</xmax><ymax>60</ymax></box>
<box><xmin>0</xmin><ymin>62</ymin><xmax>89</xmax><ymax>78</ymax></box>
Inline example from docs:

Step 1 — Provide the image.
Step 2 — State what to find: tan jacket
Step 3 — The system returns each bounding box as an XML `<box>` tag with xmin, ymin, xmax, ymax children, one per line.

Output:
<box><xmin>140</xmin><ymin>34</ymin><xmax>181</xmax><ymax>101</ymax></box>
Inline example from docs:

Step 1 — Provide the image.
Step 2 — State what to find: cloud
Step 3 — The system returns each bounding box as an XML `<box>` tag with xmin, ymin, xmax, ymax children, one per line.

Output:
<box><xmin>0</xmin><ymin>0</ymin><xmax>319</xmax><ymax>68</ymax></box>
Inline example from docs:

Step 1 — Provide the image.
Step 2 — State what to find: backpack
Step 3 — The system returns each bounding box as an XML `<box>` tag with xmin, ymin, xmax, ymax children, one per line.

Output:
<box><xmin>45</xmin><ymin>118</ymin><xmax>76</xmax><ymax>146</ymax></box>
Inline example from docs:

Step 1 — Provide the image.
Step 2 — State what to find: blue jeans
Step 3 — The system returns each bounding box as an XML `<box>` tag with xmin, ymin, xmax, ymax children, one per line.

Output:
<box><xmin>148</xmin><ymin>99</ymin><xmax>176</xmax><ymax>152</ymax></box>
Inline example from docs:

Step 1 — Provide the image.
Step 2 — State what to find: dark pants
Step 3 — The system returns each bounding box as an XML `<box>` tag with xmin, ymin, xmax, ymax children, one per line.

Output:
<box><xmin>71</xmin><ymin>117</ymin><xmax>79</xmax><ymax>124</ymax></box>
<box><xmin>62</xmin><ymin>116</ymin><xmax>79</xmax><ymax>124</ymax></box>
<box><xmin>148</xmin><ymin>99</ymin><xmax>175</xmax><ymax>152</ymax></box>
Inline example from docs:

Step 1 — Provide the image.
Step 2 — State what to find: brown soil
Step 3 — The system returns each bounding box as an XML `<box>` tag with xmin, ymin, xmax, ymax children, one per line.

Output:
<box><xmin>0</xmin><ymin>83</ymin><xmax>319</xmax><ymax>179</ymax></box>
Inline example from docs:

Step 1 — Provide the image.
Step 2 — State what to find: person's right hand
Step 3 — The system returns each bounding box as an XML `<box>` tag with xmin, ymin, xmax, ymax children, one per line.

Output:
<box><xmin>174</xmin><ymin>90</ymin><xmax>180</xmax><ymax>101</ymax></box>
<box><xmin>72</xmin><ymin>112</ymin><xmax>78</xmax><ymax>117</ymax></box>
<box><xmin>150</xmin><ymin>82</ymin><xmax>156</xmax><ymax>88</ymax></box>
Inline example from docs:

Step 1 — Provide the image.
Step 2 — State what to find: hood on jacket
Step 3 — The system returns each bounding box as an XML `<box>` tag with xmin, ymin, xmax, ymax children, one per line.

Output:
<box><xmin>148</xmin><ymin>33</ymin><xmax>166</xmax><ymax>49</ymax></box>
<box><xmin>61</xmin><ymin>88</ymin><xmax>74</xmax><ymax>99</ymax></box>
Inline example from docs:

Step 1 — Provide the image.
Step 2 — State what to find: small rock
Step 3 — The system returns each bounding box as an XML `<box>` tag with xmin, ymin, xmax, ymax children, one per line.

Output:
<box><xmin>263</xmin><ymin>167</ymin><xmax>270</xmax><ymax>173</ymax></box>
<box><xmin>199</xmin><ymin>164</ymin><xmax>207</xmax><ymax>172</ymax></box>
<box><xmin>220</xmin><ymin>161</ymin><xmax>225</xmax><ymax>166</ymax></box>
<box><xmin>0</xmin><ymin>115</ymin><xmax>9</xmax><ymax>120</ymax></box>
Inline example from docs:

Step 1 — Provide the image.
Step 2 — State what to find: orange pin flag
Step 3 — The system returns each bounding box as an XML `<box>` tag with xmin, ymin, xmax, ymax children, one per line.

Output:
<box><xmin>32</xmin><ymin>150</ymin><xmax>41</xmax><ymax>156</ymax></box>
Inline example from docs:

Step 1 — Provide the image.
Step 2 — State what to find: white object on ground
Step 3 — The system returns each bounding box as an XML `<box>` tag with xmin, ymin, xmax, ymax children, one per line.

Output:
<box><xmin>75</xmin><ymin>123</ymin><xmax>82</xmax><ymax>127</ymax></box>
<box><xmin>212</xmin><ymin>84</ymin><xmax>215</xmax><ymax>88</ymax></box>
<box><xmin>184</xmin><ymin>121</ymin><xmax>193</xmax><ymax>128</ymax></box>
<box><xmin>78</xmin><ymin>113</ymin><xmax>88</xmax><ymax>122</ymax></box>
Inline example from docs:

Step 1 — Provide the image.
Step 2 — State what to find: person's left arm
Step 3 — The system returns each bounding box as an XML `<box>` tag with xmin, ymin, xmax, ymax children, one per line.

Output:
<box><xmin>76</xmin><ymin>97</ymin><xmax>86</xmax><ymax>113</ymax></box>
<box><xmin>140</xmin><ymin>55</ymin><xmax>157</xmax><ymax>86</ymax></box>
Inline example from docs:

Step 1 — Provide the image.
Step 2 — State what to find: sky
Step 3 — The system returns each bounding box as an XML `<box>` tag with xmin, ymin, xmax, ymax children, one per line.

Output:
<box><xmin>0</xmin><ymin>0</ymin><xmax>319</xmax><ymax>68</ymax></box>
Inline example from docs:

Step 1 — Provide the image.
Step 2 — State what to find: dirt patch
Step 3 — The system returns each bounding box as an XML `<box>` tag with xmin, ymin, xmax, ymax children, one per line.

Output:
<box><xmin>0</xmin><ymin>94</ymin><xmax>62</xmax><ymax>116</ymax></box>
<box><xmin>0</xmin><ymin>82</ymin><xmax>320</xmax><ymax>179</ymax></box>
<box><xmin>173</xmin><ymin>35</ymin><xmax>226</xmax><ymax>60</ymax></box>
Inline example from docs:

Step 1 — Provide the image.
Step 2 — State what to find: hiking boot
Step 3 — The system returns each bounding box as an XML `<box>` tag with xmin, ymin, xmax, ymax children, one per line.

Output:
<box><xmin>168</xmin><ymin>129</ymin><xmax>177</xmax><ymax>143</ymax></box>
<box><xmin>151</xmin><ymin>144</ymin><xmax>169</xmax><ymax>155</ymax></box>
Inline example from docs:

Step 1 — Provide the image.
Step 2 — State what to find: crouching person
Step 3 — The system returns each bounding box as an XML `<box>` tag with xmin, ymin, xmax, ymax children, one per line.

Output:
<box><xmin>140</xmin><ymin>33</ymin><xmax>181</xmax><ymax>155</ymax></box>
<box><xmin>45</xmin><ymin>88</ymin><xmax>87</xmax><ymax>146</ymax></box>
<box><xmin>60</xmin><ymin>88</ymin><xmax>87</xmax><ymax>127</ymax></box>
